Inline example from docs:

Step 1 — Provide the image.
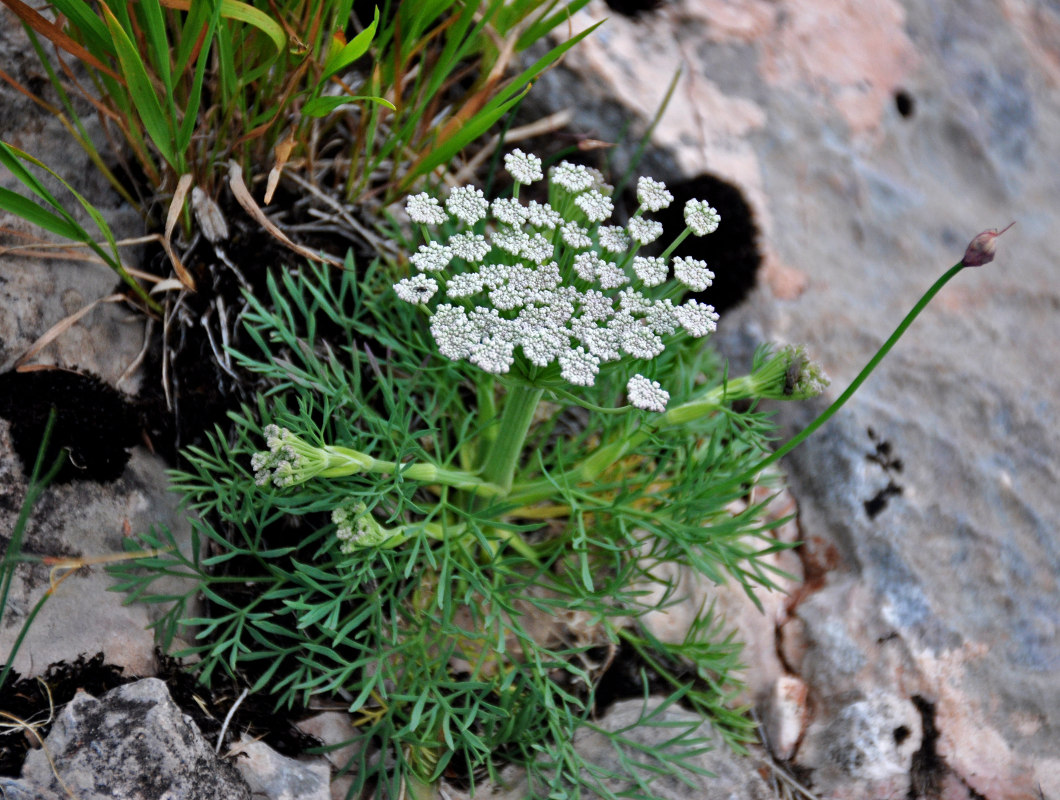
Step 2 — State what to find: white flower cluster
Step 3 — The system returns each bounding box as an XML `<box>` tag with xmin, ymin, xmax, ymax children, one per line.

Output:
<box><xmin>397</xmin><ymin>151</ymin><xmax>722</xmax><ymax>411</ymax></box>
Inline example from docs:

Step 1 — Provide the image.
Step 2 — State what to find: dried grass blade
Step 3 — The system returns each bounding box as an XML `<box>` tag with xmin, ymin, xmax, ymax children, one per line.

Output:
<box><xmin>13</xmin><ymin>292</ymin><xmax>126</xmax><ymax>369</ymax></box>
<box><xmin>163</xmin><ymin>174</ymin><xmax>197</xmax><ymax>290</ymax></box>
<box><xmin>0</xmin><ymin>0</ymin><xmax>122</xmax><ymax>82</ymax></box>
<box><xmin>227</xmin><ymin>161</ymin><xmax>343</xmax><ymax>267</ymax></box>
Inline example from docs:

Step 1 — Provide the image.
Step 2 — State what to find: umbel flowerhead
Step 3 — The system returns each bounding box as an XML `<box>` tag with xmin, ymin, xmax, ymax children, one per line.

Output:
<box><xmin>396</xmin><ymin>150</ymin><xmax>722</xmax><ymax>411</ymax></box>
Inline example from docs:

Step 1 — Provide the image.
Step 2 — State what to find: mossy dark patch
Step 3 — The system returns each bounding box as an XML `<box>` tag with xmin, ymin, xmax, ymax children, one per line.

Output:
<box><xmin>908</xmin><ymin>694</ymin><xmax>944</xmax><ymax>799</ymax></box>
<box><xmin>602</xmin><ymin>0</ymin><xmax>664</xmax><ymax>16</ymax></box>
<box><xmin>895</xmin><ymin>89</ymin><xmax>916</xmax><ymax>119</ymax></box>
<box><xmin>0</xmin><ymin>369</ymin><xmax>139</xmax><ymax>483</ymax></box>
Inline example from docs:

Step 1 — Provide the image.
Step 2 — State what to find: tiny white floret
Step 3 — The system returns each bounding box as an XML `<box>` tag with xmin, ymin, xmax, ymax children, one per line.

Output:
<box><xmin>632</xmin><ymin>255</ymin><xmax>668</xmax><ymax>287</ymax></box>
<box><xmin>574</xmin><ymin>189</ymin><xmax>614</xmax><ymax>223</ymax></box>
<box><xmin>673</xmin><ymin>299</ymin><xmax>719</xmax><ymax>337</ymax></box>
<box><xmin>673</xmin><ymin>256</ymin><xmax>714</xmax><ymax>291</ymax></box>
<box><xmin>395</xmin><ymin>274</ymin><xmax>438</xmax><ymax>304</ymax></box>
<box><xmin>446</xmin><ymin>185</ymin><xmax>489</xmax><ymax>225</ymax></box>
<box><xmin>410</xmin><ymin>241</ymin><xmax>452</xmax><ymax>273</ymax></box>
<box><xmin>627</xmin><ymin>216</ymin><xmax>663</xmax><ymax>245</ymax></box>
<box><xmin>560</xmin><ymin>222</ymin><xmax>592</xmax><ymax>250</ymax></box>
<box><xmin>636</xmin><ymin>177</ymin><xmax>673</xmax><ymax>212</ymax></box>
<box><xmin>550</xmin><ymin>161</ymin><xmax>595</xmax><ymax>193</ymax></box>
<box><xmin>445</xmin><ymin>271</ymin><xmax>485</xmax><ymax>298</ymax></box>
<box><xmin>448</xmin><ymin>232</ymin><xmax>491</xmax><ymax>263</ymax></box>
<box><xmin>526</xmin><ymin>200</ymin><xmax>563</xmax><ymax>230</ymax></box>
<box><xmin>504</xmin><ymin>149</ymin><xmax>544</xmax><ymax>184</ymax></box>
<box><xmin>627</xmin><ymin>374</ymin><xmax>670</xmax><ymax>412</ymax></box>
<box><xmin>406</xmin><ymin>192</ymin><xmax>448</xmax><ymax>225</ymax></box>
<box><xmin>558</xmin><ymin>346</ymin><xmax>600</xmax><ymax>387</ymax></box>
<box><xmin>491</xmin><ymin>197</ymin><xmax>528</xmax><ymax>226</ymax></box>
<box><xmin>684</xmin><ymin>199</ymin><xmax>721</xmax><ymax>236</ymax></box>
<box><xmin>598</xmin><ymin>225</ymin><xmax>630</xmax><ymax>254</ymax></box>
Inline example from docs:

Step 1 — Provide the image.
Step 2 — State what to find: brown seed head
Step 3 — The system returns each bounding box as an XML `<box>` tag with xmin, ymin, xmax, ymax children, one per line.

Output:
<box><xmin>961</xmin><ymin>221</ymin><xmax>1015</xmax><ymax>267</ymax></box>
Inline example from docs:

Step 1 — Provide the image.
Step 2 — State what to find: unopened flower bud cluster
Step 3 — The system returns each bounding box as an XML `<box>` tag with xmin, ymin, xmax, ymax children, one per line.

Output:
<box><xmin>332</xmin><ymin>502</ymin><xmax>391</xmax><ymax>553</ymax></box>
<box><xmin>396</xmin><ymin>150</ymin><xmax>721</xmax><ymax>412</ymax></box>
<box><xmin>251</xmin><ymin>424</ymin><xmax>306</xmax><ymax>487</ymax></box>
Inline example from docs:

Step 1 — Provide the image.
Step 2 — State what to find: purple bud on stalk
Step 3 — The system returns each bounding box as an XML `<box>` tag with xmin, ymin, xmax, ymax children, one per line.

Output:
<box><xmin>961</xmin><ymin>222</ymin><xmax>1015</xmax><ymax>267</ymax></box>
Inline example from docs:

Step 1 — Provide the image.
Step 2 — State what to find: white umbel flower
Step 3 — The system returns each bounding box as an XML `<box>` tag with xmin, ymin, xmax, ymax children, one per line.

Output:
<box><xmin>448</xmin><ymin>232</ymin><xmax>491</xmax><ymax>263</ymax></box>
<box><xmin>504</xmin><ymin>149</ymin><xmax>544</xmax><ymax>184</ymax></box>
<box><xmin>673</xmin><ymin>256</ymin><xmax>714</xmax><ymax>291</ymax></box>
<box><xmin>394</xmin><ymin>274</ymin><xmax>438</xmax><ymax>304</ymax></box>
<box><xmin>446</xmin><ymin>185</ymin><xmax>489</xmax><ymax>224</ymax></box>
<box><xmin>397</xmin><ymin>151</ymin><xmax>725</xmax><ymax>394</ymax></box>
<box><xmin>574</xmin><ymin>189</ymin><xmax>614</xmax><ymax>223</ymax></box>
<box><xmin>406</xmin><ymin>192</ymin><xmax>448</xmax><ymax>225</ymax></box>
<box><xmin>550</xmin><ymin>161</ymin><xmax>595</xmax><ymax>193</ymax></box>
<box><xmin>560</xmin><ymin>222</ymin><xmax>592</xmax><ymax>250</ymax></box>
<box><xmin>632</xmin><ymin>256</ymin><xmax>668</xmax><ymax>286</ymax></box>
<box><xmin>636</xmin><ymin>177</ymin><xmax>673</xmax><ymax>212</ymax></box>
<box><xmin>627</xmin><ymin>216</ymin><xmax>663</xmax><ymax>245</ymax></box>
<box><xmin>410</xmin><ymin>241</ymin><xmax>452</xmax><ymax>273</ymax></box>
<box><xmin>598</xmin><ymin>225</ymin><xmax>630</xmax><ymax>254</ymax></box>
<box><xmin>627</xmin><ymin>374</ymin><xmax>670</xmax><ymax>412</ymax></box>
<box><xmin>684</xmin><ymin>199</ymin><xmax>721</xmax><ymax>235</ymax></box>
<box><xmin>673</xmin><ymin>299</ymin><xmax>719</xmax><ymax>336</ymax></box>
<box><xmin>558</xmin><ymin>346</ymin><xmax>600</xmax><ymax>386</ymax></box>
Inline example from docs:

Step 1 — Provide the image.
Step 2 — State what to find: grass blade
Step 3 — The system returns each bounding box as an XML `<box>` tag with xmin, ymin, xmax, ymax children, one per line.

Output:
<box><xmin>100</xmin><ymin>4</ymin><xmax>179</xmax><ymax>171</ymax></box>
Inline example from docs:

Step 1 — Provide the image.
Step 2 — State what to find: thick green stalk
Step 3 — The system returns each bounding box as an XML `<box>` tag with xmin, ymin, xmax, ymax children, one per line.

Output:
<box><xmin>312</xmin><ymin>444</ymin><xmax>506</xmax><ymax>496</ymax></box>
<box><xmin>478</xmin><ymin>386</ymin><xmax>544</xmax><ymax>493</ymax></box>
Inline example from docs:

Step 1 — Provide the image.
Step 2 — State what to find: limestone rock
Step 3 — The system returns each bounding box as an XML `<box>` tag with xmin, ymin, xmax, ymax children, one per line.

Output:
<box><xmin>231</xmin><ymin>735</ymin><xmax>330</xmax><ymax>800</ymax></box>
<box><xmin>534</xmin><ymin>0</ymin><xmax>1060</xmax><ymax>795</ymax></box>
<box><xmin>0</xmin><ymin>678</ymin><xmax>251</xmax><ymax>799</ymax></box>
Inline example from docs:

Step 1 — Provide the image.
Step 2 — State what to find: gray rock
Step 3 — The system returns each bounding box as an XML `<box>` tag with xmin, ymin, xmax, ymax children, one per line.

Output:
<box><xmin>453</xmin><ymin>697</ymin><xmax>773</xmax><ymax>800</ymax></box>
<box><xmin>530</xmin><ymin>0</ymin><xmax>1060</xmax><ymax>796</ymax></box>
<box><xmin>0</xmin><ymin>11</ymin><xmax>147</xmax><ymax>391</ymax></box>
<box><xmin>0</xmin><ymin>12</ymin><xmax>197</xmax><ymax>679</ymax></box>
<box><xmin>0</xmin><ymin>418</ymin><xmax>196</xmax><ymax>678</ymax></box>
<box><xmin>2</xmin><ymin>678</ymin><xmax>250</xmax><ymax>800</ymax></box>
<box><xmin>232</xmin><ymin>735</ymin><xmax>330</xmax><ymax>800</ymax></box>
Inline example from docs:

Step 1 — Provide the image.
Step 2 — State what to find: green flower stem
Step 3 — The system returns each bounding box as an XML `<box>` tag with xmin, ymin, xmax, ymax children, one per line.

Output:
<box><xmin>659</xmin><ymin>226</ymin><xmax>692</xmax><ymax>260</ymax></box>
<box><xmin>509</xmin><ymin>262</ymin><xmax>965</xmax><ymax>506</ymax></box>
<box><xmin>717</xmin><ymin>261</ymin><xmax>967</xmax><ymax>492</ymax></box>
<box><xmin>506</xmin><ymin>378</ymin><xmax>752</xmax><ymax>507</ymax></box>
<box><xmin>316</xmin><ymin>444</ymin><xmax>507</xmax><ymax>496</ymax></box>
<box><xmin>478</xmin><ymin>385</ymin><xmax>544</xmax><ymax>493</ymax></box>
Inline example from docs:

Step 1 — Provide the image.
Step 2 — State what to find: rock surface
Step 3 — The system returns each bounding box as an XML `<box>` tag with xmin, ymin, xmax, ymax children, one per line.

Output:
<box><xmin>0</xmin><ymin>11</ymin><xmax>199</xmax><ymax>678</ymax></box>
<box><xmin>0</xmin><ymin>678</ymin><xmax>251</xmax><ymax>800</ymax></box>
<box><xmin>537</xmin><ymin>0</ymin><xmax>1060</xmax><ymax>797</ymax></box>
<box><xmin>461</xmin><ymin>697</ymin><xmax>774</xmax><ymax>800</ymax></box>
